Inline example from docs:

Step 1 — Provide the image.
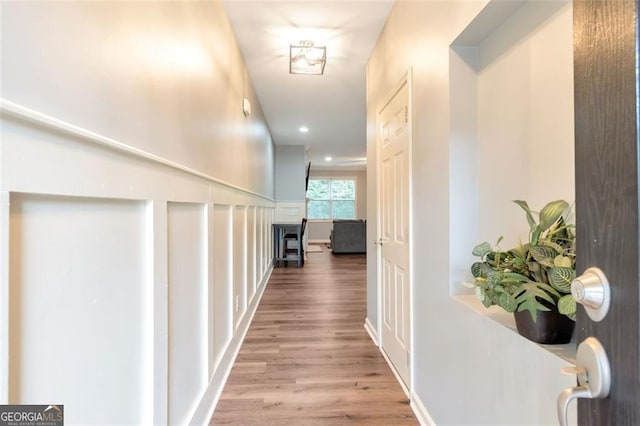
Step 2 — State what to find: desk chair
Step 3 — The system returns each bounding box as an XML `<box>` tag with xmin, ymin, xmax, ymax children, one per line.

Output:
<box><xmin>283</xmin><ymin>217</ymin><xmax>307</xmax><ymax>267</ymax></box>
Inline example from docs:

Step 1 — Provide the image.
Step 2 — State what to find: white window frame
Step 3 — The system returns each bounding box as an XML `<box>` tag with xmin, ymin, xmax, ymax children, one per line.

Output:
<box><xmin>306</xmin><ymin>176</ymin><xmax>357</xmax><ymax>221</ymax></box>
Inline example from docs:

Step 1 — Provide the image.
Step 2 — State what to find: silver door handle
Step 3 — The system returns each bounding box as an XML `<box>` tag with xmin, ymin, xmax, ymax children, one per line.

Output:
<box><xmin>373</xmin><ymin>238</ymin><xmax>383</xmax><ymax>246</ymax></box>
<box><xmin>571</xmin><ymin>267</ymin><xmax>611</xmax><ymax>322</ymax></box>
<box><xmin>557</xmin><ymin>337</ymin><xmax>611</xmax><ymax>426</ymax></box>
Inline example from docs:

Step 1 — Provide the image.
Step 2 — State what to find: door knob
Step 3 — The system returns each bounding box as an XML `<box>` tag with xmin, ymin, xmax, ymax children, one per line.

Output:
<box><xmin>373</xmin><ymin>238</ymin><xmax>383</xmax><ymax>246</ymax></box>
<box><xmin>571</xmin><ymin>267</ymin><xmax>611</xmax><ymax>322</ymax></box>
<box><xmin>557</xmin><ymin>337</ymin><xmax>611</xmax><ymax>426</ymax></box>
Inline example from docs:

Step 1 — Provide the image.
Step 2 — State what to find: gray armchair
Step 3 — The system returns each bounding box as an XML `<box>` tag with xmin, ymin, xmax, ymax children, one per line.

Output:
<box><xmin>330</xmin><ymin>220</ymin><xmax>366</xmax><ymax>254</ymax></box>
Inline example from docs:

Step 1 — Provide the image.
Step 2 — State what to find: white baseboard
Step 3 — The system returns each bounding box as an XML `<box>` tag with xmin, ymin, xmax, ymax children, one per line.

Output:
<box><xmin>410</xmin><ymin>391</ymin><xmax>437</xmax><ymax>426</ymax></box>
<box><xmin>366</xmin><ymin>318</ymin><xmax>433</xmax><ymax>426</ymax></box>
<box><xmin>308</xmin><ymin>239</ymin><xmax>330</xmax><ymax>244</ymax></box>
<box><xmin>378</xmin><ymin>345</ymin><xmax>410</xmax><ymax>399</ymax></box>
<box><xmin>364</xmin><ymin>317</ymin><xmax>379</xmax><ymax>345</ymax></box>
<box><xmin>188</xmin><ymin>265</ymin><xmax>273</xmax><ymax>425</ymax></box>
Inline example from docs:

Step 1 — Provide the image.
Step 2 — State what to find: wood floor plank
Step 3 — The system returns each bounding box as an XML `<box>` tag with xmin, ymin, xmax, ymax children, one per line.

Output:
<box><xmin>210</xmin><ymin>250</ymin><xmax>417</xmax><ymax>425</ymax></box>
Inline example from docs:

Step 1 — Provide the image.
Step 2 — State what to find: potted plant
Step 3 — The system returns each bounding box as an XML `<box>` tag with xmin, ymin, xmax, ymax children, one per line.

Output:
<box><xmin>469</xmin><ymin>200</ymin><xmax>576</xmax><ymax>344</ymax></box>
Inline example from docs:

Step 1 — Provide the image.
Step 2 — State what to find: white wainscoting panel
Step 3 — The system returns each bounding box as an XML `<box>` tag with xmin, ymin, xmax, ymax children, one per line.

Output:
<box><xmin>1</xmin><ymin>102</ymin><xmax>275</xmax><ymax>425</ymax></box>
<box><xmin>8</xmin><ymin>194</ymin><xmax>149</xmax><ymax>424</ymax></box>
<box><xmin>262</xmin><ymin>207</ymin><xmax>273</xmax><ymax>276</ymax></box>
<box><xmin>256</xmin><ymin>206</ymin><xmax>263</xmax><ymax>286</ymax></box>
<box><xmin>246</xmin><ymin>206</ymin><xmax>256</xmax><ymax>303</ymax></box>
<box><xmin>167</xmin><ymin>202</ymin><xmax>208</xmax><ymax>425</ymax></box>
<box><xmin>213</xmin><ymin>204</ymin><xmax>233</xmax><ymax>370</ymax></box>
<box><xmin>233</xmin><ymin>206</ymin><xmax>247</xmax><ymax>330</ymax></box>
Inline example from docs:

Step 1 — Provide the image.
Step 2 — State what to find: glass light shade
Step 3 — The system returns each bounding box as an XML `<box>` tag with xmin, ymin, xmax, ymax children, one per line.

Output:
<box><xmin>290</xmin><ymin>41</ymin><xmax>326</xmax><ymax>75</ymax></box>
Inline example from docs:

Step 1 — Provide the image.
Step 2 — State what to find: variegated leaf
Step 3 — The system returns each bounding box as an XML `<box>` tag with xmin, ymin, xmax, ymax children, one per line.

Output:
<box><xmin>539</xmin><ymin>200</ymin><xmax>569</xmax><ymax>231</ymax></box>
<box><xmin>549</xmin><ymin>267</ymin><xmax>575</xmax><ymax>293</ymax></box>
<box><xmin>557</xmin><ymin>294</ymin><xmax>577</xmax><ymax>316</ymax></box>
<box><xmin>472</xmin><ymin>241</ymin><xmax>491</xmax><ymax>257</ymax></box>
<box><xmin>498</xmin><ymin>293</ymin><xmax>517</xmax><ymax>313</ymax></box>
<box><xmin>530</xmin><ymin>245</ymin><xmax>558</xmax><ymax>263</ymax></box>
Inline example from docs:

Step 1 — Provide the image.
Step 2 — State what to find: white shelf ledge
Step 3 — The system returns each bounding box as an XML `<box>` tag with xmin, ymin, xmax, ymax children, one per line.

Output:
<box><xmin>453</xmin><ymin>294</ymin><xmax>577</xmax><ymax>363</ymax></box>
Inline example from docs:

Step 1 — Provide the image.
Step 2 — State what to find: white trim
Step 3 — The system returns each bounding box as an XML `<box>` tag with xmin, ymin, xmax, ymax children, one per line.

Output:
<box><xmin>364</xmin><ymin>317</ymin><xmax>380</xmax><ymax>346</ymax></box>
<box><xmin>188</xmin><ymin>264</ymin><xmax>273</xmax><ymax>425</ymax></box>
<box><xmin>0</xmin><ymin>99</ymin><xmax>274</xmax><ymax>202</ymax></box>
<box><xmin>147</xmin><ymin>200</ymin><xmax>169</xmax><ymax>424</ymax></box>
<box><xmin>0</xmin><ymin>192</ymin><xmax>9</xmax><ymax>403</ymax></box>
<box><xmin>205</xmin><ymin>204</ymin><xmax>217</xmax><ymax>377</ymax></box>
<box><xmin>308</xmin><ymin>239</ymin><xmax>330</xmax><ymax>244</ymax></box>
<box><xmin>379</xmin><ymin>346</ymin><xmax>410</xmax><ymax>399</ymax></box>
<box><xmin>410</xmin><ymin>390</ymin><xmax>437</xmax><ymax>426</ymax></box>
<box><xmin>407</xmin><ymin>66</ymin><xmax>415</xmax><ymax>399</ymax></box>
<box><xmin>1</xmin><ymin>103</ymin><xmax>276</xmax><ymax>423</ymax></box>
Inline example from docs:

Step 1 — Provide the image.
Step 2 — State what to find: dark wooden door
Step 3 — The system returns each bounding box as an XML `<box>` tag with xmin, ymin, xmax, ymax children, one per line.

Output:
<box><xmin>574</xmin><ymin>0</ymin><xmax>640</xmax><ymax>424</ymax></box>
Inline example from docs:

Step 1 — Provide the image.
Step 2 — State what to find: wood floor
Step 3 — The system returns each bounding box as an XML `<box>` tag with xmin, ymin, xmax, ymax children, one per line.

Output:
<box><xmin>210</xmin><ymin>247</ymin><xmax>417</xmax><ymax>425</ymax></box>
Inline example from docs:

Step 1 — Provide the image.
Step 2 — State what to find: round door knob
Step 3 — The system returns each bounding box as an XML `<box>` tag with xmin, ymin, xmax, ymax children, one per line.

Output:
<box><xmin>571</xmin><ymin>267</ymin><xmax>610</xmax><ymax>322</ymax></box>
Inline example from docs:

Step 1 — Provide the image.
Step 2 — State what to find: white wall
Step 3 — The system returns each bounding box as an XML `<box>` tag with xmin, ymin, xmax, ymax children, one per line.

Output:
<box><xmin>307</xmin><ymin>168</ymin><xmax>367</xmax><ymax>242</ymax></box>
<box><xmin>1</xmin><ymin>1</ymin><xmax>275</xmax><ymax>424</ymax></box>
<box><xmin>367</xmin><ymin>1</ymin><xmax>577</xmax><ymax>424</ymax></box>
<box><xmin>0</xmin><ymin>1</ymin><xmax>274</xmax><ymax>198</ymax></box>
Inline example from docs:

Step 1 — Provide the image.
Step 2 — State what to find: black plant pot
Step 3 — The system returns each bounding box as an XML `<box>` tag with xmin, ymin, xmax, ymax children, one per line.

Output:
<box><xmin>513</xmin><ymin>305</ymin><xmax>575</xmax><ymax>344</ymax></box>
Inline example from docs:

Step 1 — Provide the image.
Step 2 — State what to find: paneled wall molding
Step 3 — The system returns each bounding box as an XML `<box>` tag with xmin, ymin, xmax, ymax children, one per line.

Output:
<box><xmin>189</xmin><ymin>268</ymin><xmax>271</xmax><ymax>425</ymax></box>
<box><xmin>275</xmin><ymin>201</ymin><xmax>306</xmax><ymax>223</ymax></box>
<box><xmin>147</xmin><ymin>200</ymin><xmax>169</xmax><ymax>424</ymax></box>
<box><xmin>1</xmin><ymin>107</ymin><xmax>276</xmax><ymax>423</ymax></box>
<box><xmin>0</xmin><ymin>99</ymin><xmax>275</xmax><ymax>203</ymax></box>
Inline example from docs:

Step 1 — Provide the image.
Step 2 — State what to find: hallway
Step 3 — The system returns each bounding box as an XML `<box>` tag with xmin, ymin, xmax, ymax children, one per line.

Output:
<box><xmin>210</xmin><ymin>247</ymin><xmax>417</xmax><ymax>425</ymax></box>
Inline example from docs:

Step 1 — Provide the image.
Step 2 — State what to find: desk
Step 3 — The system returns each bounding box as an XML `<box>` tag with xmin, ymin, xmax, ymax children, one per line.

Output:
<box><xmin>273</xmin><ymin>223</ymin><xmax>302</xmax><ymax>267</ymax></box>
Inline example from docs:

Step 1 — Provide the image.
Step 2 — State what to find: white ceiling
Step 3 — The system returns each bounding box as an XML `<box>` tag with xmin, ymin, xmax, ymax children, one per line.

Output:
<box><xmin>223</xmin><ymin>1</ymin><xmax>394</xmax><ymax>169</ymax></box>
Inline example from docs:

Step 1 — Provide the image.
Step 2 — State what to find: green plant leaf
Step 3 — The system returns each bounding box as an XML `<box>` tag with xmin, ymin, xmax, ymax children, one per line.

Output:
<box><xmin>539</xmin><ymin>200</ymin><xmax>569</xmax><ymax>231</ymax></box>
<box><xmin>471</xmin><ymin>262</ymin><xmax>491</xmax><ymax>278</ymax></box>
<box><xmin>515</xmin><ymin>296</ymin><xmax>548</xmax><ymax>322</ymax></box>
<box><xmin>535</xmin><ymin>282</ymin><xmax>561</xmax><ymax>298</ymax></box>
<box><xmin>513</xmin><ymin>200</ymin><xmax>537</xmax><ymax>231</ymax></box>
<box><xmin>482</xmin><ymin>295</ymin><xmax>492</xmax><ymax>308</ymax></box>
<box><xmin>529</xmin><ymin>245</ymin><xmax>558</xmax><ymax>267</ymax></box>
<box><xmin>514</xmin><ymin>282</ymin><xmax>554</xmax><ymax>322</ymax></box>
<box><xmin>540</xmin><ymin>240</ymin><xmax>566</xmax><ymax>255</ymax></box>
<box><xmin>527</xmin><ymin>261</ymin><xmax>546</xmax><ymax>284</ymax></box>
<box><xmin>498</xmin><ymin>293</ymin><xmax>517</xmax><ymax>312</ymax></box>
<box><xmin>549</xmin><ymin>267</ymin><xmax>576</xmax><ymax>293</ymax></box>
<box><xmin>557</xmin><ymin>294</ymin><xmax>577</xmax><ymax>315</ymax></box>
<box><xmin>553</xmin><ymin>255</ymin><xmax>573</xmax><ymax>268</ymax></box>
<box><xmin>472</xmin><ymin>242</ymin><xmax>491</xmax><ymax>258</ymax></box>
<box><xmin>531</xmin><ymin>227</ymin><xmax>541</xmax><ymax>246</ymax></box>
<box><xmin>501</xmin><ymin>272</ymin><xmax>530</xmax><ymax>282</ymax></box>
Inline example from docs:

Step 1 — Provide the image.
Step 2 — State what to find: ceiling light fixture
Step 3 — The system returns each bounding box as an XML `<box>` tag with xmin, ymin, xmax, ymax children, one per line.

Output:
<box><xmin>299</xmin><ymin>126</ymin><xmax>309</xmax><ymax>133</ymax></box>
<box><xmin>290</xmin><ymin>40</ymin><xmax>326</xmax><ymax>75</ymax></box>
<box><xmin>325</xmin><ymin>156</ymin><xmax>332</xmax><ymax>162</ymax></box>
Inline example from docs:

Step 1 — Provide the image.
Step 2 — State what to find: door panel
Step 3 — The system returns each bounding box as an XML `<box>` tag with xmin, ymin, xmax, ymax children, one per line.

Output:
<box><xmin>573</xmin><ymin>0</ymin><xmax>640</xmax><ymax>423</ymax></box>
<box><xmin>378</xmin><ymin>80</ymin><xmax>411</xmax><ymax>386</ymax></box>
<box><xmin>382</xmin><ymin>158</ymin><xmax>393</xmax><ymax>241</ymax></box>
<box><xmin>383</xmin><ymin>259</ymin><xmax>392</xmax><ymax>327</ymax></box>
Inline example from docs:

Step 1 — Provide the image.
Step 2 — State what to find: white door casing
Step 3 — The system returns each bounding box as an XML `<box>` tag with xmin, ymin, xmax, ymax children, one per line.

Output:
<box><xmin>377</xmin><ymin>77</ymin><xmax>411</xmax><ymax>387</ymax></box>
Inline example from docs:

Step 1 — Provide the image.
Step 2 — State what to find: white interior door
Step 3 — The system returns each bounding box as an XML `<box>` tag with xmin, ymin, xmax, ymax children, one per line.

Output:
<box><xmin>377</xmin><ymin>79</ymin><xmax>411</xmax><ymax>387</ymax></box>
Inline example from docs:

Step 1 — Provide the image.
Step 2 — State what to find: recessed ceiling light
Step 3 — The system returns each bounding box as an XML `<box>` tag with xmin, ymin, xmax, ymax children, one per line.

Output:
<box><xmin>299</xmin><ymin>126</ymin><xmax>309</xmax><ymax>133</ymax></box>
<box><xmin>325</xmin><ymin>156</ymin><xmax>332</xmax><ymax>162</ymax></box>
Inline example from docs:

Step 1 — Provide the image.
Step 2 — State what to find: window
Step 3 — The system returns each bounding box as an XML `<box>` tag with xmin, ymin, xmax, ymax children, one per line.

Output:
<box><xmin>307</xmin><ymin>178</ymin><xmax>356</xmax><ymax>219</ymax></box>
